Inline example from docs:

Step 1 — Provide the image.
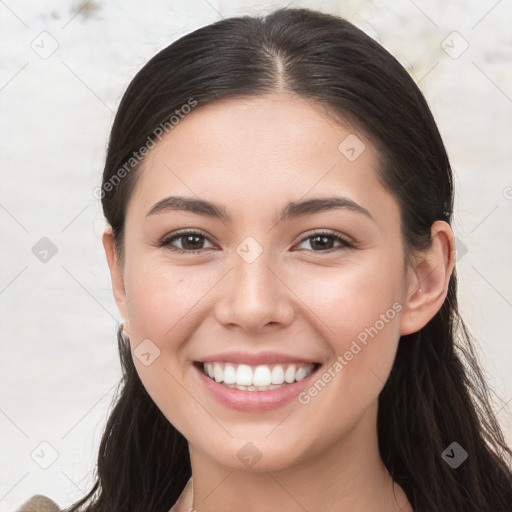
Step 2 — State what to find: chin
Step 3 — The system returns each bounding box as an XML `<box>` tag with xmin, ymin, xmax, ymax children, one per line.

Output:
<box><xmin>194</xmin><ymin>435</ymin><xmax>313</xmax><ymax>474</ymax></box>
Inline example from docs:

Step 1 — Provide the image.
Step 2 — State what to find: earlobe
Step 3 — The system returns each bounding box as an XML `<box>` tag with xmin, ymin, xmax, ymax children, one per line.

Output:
<box><xmin>102</xmin><ymin>225</ymin><xmax>130</xmax><ymax>322</ymax></box>
<box><xmin>399</xmin><ymin>221</ymin><xmax>456</xmax><ymax>336</ymax></box>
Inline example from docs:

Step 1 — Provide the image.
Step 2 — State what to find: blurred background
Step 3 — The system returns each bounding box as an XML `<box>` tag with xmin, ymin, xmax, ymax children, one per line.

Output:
<box><xmin>1</xmin><ymin>0</ymin><xmax>511</xmax><ymax>509</ymax></box>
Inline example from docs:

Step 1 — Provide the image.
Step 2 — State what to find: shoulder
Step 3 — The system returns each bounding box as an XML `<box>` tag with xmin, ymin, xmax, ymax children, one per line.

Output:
<box><xmin>16</xmin><ymin>495</ymin><xmax>61</xmax><ymax>512</ymax></box>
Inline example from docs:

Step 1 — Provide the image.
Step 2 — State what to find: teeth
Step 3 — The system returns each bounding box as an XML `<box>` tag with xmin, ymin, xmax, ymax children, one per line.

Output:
<box><xmin>214</xmin><ymin>363</ymin><xmax>223</xmax><ymax>383</ymax></box>
<box><xmin>223</xmin><ymin>363</ymin><xmax>236</xmax><ymax>384</ymax></box>
<box><xmin>235</xmin><ymin>364</ymin><xmax>253</xmax><ymax>386</ymax></box>
<box><xmin>271</xmin><ymin>365</ymin><xmax>285</xmax><ymax>384</ymax></box>
<box><xmin>202</xmin><ymin>362</ymin><xmax>316</xmax><ymax>388</ymax></box>
<box><xmin>253</xmin><ymin>365</ymin><xmax>272</xmax><ymax>386</ymax></box>
<box><xmin>295</xmin><ymin>366</ymin><xmax>309</xmax><ymax>381</ymax></box>
<box><xmin>223</xmin><ymin>383</ymin><xmax>286</xmax><ymax>390</ymax></box>
<box><xmin>284</xmin><ymin>364</ymin><xmax>296</xmax><ymax>383</ymax></box>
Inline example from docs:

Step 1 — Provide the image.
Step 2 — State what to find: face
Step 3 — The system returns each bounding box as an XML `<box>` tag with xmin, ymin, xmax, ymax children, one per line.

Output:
<box><xmin>103</xmin><ymin>93</ymin><xmax>445</xmax><ymax>473</ymax></box>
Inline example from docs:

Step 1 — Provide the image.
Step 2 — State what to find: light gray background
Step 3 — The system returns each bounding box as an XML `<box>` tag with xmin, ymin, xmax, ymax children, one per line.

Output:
<box><xmin>1</xmin><ymin>0</ymin><xmax>511</xmax><ymax>509</ymax></box>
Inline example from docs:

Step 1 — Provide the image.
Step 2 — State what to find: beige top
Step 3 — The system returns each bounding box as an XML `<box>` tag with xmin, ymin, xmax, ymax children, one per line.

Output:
<box><xmin>16</xmin><ymin>478</ymin><xmax>193</xmax><ymax>512</ymax></box>
<box><xmin>15</xmin><ymin>495</ymin><xmax>60</xmax><ymax>512</ymax></box>
<box><xmin>169</xmin><ymin>476</ymin><xmax>194</xmax><ymax>511</ymax></box>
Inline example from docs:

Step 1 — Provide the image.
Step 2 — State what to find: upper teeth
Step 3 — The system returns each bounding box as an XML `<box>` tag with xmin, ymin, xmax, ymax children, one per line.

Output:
<box><xmin>203</xmin><ymin>362</ymin><xmax>315</xmax><ymax>387</ymax></box>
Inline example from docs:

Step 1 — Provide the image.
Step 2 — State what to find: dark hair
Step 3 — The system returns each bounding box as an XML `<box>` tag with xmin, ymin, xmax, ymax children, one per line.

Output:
<box><xmin>65</xmin><ymin>7</ymin><xmax>512</xmax><ymax>512</ymax></box>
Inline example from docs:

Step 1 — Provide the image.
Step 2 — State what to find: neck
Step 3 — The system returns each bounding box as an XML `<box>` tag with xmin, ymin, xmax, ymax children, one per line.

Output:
<box><xmin>179</xmin><ymin>401</ymin><xmax>412</xmax><ymax>512</ymax></box>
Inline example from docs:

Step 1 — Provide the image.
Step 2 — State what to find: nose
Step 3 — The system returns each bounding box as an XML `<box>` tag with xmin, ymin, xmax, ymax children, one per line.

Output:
<box><xmin>214</xmin><ymin>247</ymin><xmax>295</xmax><ymax>332</ymax></box>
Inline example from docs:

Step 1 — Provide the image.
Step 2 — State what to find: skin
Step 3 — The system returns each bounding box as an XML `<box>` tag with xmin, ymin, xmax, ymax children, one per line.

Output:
<box><xmin>103</xmin><ymin>92</ymin><xmax>455</xmax><ymax>512</ymax></box>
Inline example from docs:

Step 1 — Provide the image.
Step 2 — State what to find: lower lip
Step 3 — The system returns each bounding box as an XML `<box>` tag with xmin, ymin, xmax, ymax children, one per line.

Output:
<box><xmin>193</xmin><ymin>363</ymin><xmax>321</xmax><ymax>412</ymax></box>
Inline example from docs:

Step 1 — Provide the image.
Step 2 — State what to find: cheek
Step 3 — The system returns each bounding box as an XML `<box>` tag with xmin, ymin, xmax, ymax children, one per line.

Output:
<box><xmin>123</xmin><ymin>257</ymin><xmax>213</xmax><ymax>342</ymax></box>
<box><xmin>293</xmin><ymin>254</ymin><xmax>403</xmax><ymax>342</ymax></box>
<box><xmin>290</xmin><ymin>257</ymin><xmax>404</xmax><ymax>398</ymax></box>
<box><xmin>122</xmin><ymin>260</ymin><xmax>213</xmax><ymax>433</ymax></box>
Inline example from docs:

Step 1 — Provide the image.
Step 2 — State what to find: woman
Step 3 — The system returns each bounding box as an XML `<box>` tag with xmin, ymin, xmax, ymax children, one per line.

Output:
<box><xmin>19</xmin><ymin>6</ymin><xmax>512</xmax><ymax>512</ymax></box>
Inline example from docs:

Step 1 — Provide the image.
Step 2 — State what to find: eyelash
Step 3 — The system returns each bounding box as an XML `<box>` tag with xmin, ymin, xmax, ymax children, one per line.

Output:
<box><xmin>156</xmin><ymin>229</ymin><xmax>355</xmax><ymax>255</ymax></box>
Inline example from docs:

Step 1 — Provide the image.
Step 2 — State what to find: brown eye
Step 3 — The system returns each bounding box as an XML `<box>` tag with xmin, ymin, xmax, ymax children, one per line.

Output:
<box><xmin>158</xmin><ymin>230</ymin><xmax>214</xmax><ymax>254</ymax></box>
<box><xmin>295</xmin><ymin>230</ymin><xmax>354</xmax><ymax>252</ymax></box>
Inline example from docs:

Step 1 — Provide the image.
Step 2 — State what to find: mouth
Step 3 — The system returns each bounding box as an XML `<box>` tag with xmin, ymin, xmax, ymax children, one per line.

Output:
<box><xmin>193</xmin><ymin>361</ymin><xmax>322</xmax><ymax>392</ymax></box>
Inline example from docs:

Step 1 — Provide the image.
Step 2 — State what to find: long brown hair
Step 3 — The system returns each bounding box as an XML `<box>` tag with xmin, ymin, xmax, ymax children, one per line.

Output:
<box><xmin>65</xmin><ymin>7</ymin><xmax>512</xmax><ymax>511</ymax></box>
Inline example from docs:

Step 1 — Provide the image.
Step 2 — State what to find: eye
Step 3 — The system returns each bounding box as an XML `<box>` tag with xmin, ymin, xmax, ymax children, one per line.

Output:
<box><xmin>156</xmin><ymin>228</ymin><xmax>355</xmax><ymax>255</ymax></box>
<box><xmin>294</xmin><ymin>230</ymin><xmax>354</xmax><ymax>252</ymax></box>
<box><xmin>157</xmin><ymin>229</ymin><xmax>215</xmax><ymax>254</ymax></box>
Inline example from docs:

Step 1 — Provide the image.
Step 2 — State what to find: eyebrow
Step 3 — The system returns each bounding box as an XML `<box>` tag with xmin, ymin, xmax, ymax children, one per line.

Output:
<box><xmin>145</xmin><ymin>195</ymin><xmax>374</xmax><ymax>223</ymax></box>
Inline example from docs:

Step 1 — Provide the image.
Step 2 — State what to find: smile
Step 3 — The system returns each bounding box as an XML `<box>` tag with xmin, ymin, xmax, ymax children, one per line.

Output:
<box><xmin>199</xmin><ymin>362</ymin><xmax>319</xmax><ymax>391</ymax></box>
<box><xmin>193</xmin><ymin>361</ymin><xmax>322</xmax><ymax>411</ymax></box>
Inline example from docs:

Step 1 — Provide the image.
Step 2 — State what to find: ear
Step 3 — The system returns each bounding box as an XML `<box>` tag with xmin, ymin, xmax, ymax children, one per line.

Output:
<box><xmin>400</xmin><ymin>220</ymin><xmax>456</xmax><ymax>335</ymax></box>
<box><xmin>102</xmin><ymin>225</ymin><xmax>130</xmax><ymax>331</ymax></box>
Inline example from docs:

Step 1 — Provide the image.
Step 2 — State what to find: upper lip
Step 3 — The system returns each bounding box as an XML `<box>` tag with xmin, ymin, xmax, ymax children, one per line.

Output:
<box><xmin>195</xmin><ymin>351</ymin><xmax>320</xmax><ymax>366</ymax></box>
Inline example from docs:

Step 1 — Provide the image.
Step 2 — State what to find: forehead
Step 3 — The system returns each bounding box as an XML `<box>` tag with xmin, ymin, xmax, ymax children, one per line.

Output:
<box><xmin>126</xmin><ymin>93</ymin><xmax>399</xmax><ymax>228</ymax></box>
